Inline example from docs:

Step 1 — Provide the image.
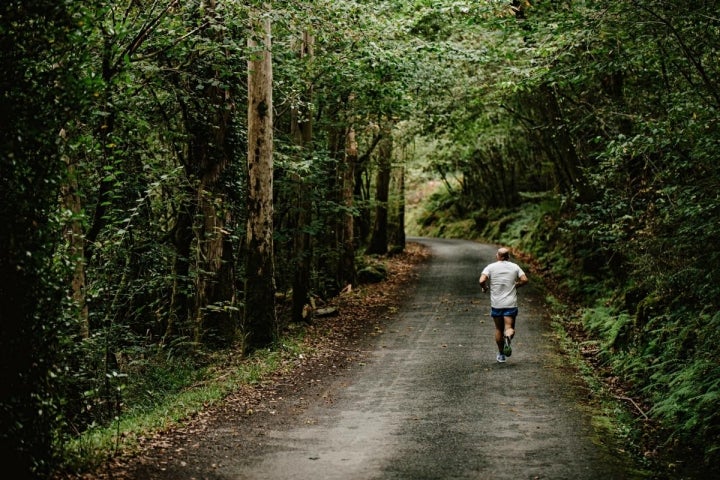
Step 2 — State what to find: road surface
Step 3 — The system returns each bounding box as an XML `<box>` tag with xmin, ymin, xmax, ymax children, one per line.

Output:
<box><xmin>122</xmin><ymin>238</ymin><xmax>645</xmax><ymax>480</ymax></box>
<box><xmin>224</xmin><ymin>238</ymin><xmax>640</xmax><ymax>479</ymax></box>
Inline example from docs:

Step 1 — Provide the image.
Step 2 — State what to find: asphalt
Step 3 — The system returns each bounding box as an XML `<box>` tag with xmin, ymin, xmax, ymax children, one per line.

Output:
<box><xmin>212</xmin><ymin>238</ymin><xmax>643</xmax><ymax>480</ymax></box>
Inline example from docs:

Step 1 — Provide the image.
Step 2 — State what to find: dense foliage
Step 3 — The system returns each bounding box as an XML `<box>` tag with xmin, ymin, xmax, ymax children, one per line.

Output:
<box><xmin>2</xmin><ymin>1</ymin><xmax>420</xmax><ymax>476</ymax></box>
<box><xmin>0</xmin><ymin>1</ymin><xmax>87</xmax><ymax>476</ymax></box>
<box><xmin>2</xmin><ymin>0</ymin><xmax>718</xmax><ymax>477</ymax></box>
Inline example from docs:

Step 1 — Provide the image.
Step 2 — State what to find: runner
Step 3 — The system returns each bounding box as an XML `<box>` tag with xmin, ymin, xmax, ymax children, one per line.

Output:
<box><xmin>479</xmin><ymin>247</ymin><xmax>529</xmax><ymax>362</ymax></box>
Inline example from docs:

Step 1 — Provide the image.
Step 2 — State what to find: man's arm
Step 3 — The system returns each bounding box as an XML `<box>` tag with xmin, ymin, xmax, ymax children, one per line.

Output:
<box><xmin>515</xmin><ymin>274</ymin><xmax>528</xmax><ymax>288</ymax></box>
<box><xmin>479</xmin><ymin>273</ymin><xmax>489</xmax><ymax>292</ymax></box>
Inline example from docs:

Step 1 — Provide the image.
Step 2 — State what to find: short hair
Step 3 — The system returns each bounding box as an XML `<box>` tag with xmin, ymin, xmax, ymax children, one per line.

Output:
<box><xmin>497</xmin><ymin>248</ymin><xmax>510</xmax><ymax>260</ymax></box>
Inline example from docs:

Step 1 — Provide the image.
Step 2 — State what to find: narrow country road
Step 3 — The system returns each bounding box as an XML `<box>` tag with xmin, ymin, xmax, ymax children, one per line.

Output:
<box><xmin>219</xmin><ymin>238</ymin><xmax>639</xmax><ymax>479</ymax></box>
<box><xmin>123</xmin><ymin>238</ymin><xmax>644</xmax><ymax>480</ymax></box>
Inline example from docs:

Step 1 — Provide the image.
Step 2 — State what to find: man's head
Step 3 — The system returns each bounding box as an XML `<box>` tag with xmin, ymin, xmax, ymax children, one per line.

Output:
<box><xmin>497</xmin><ymin>247</ymin><xmax>510</xmax><ymax>261</ymax></box>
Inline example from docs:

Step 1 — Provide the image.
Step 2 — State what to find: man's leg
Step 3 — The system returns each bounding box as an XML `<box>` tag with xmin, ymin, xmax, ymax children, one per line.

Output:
<box><xmin>503</xmin><ymin>315</ymin><xmax>516</xmax><ymax>356</ymax></box>
<box><xmin>493</xmin><ymin>316</ymin><xmax>505</xmax><ymax>353</ymax></box>
<box><xmin>504</xmin><ymin>316</ymin><xmax>516</xmax><ymax>338</ymax></box>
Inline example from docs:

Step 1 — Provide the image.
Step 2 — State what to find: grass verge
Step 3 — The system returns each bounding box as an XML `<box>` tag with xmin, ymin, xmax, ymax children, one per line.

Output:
<box><xmin>59</xmin><ymin>337</ymin><xmax>307</xmax><ymax>473</ymax></box>
<box><xmin>545</xmin><ymin>297</ymin><xmax>656</xmax><ymax>479</ymax></box>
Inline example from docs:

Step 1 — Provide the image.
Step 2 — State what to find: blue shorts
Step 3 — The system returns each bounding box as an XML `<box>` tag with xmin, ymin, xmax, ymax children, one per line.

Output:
<box><xmin>491</xmin><ymin>307</ymin><xmax>518</xmax><ymax>318</ymax></box>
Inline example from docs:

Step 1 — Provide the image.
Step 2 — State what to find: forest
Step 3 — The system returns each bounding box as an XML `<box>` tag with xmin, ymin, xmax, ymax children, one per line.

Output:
<box><xmin>1</xmin><ymin>1</ymin><xmax>718</xmax><ymax>478</ymax></box>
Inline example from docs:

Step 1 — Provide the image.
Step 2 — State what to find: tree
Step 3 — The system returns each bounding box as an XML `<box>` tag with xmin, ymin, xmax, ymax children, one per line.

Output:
<box><xmin>0</xmin><ymin>1</ymin><xmax>82</xmax><ymax>476</ymax></box>
<box><xmin>338</xmin><ymin>125</ymin><xmax>359</xmax><ymax>288</ymax></box>
<box><xmin>180</xmin><ymin>1</ymin><xmax>239</xmax><ymax>346</ymax></box>
<box><xmin>367</xmin><ymin>122</ymin><xmax>393</xmax><ymax>255</ymax></box>
<box><xmin>290</xmin><ymin>30</ymin><xmax>315</xmax><ymax>324</ymax></box>
<box><xmin>245</xmin><ymin>3</ymin><xmax>277</xmax><ymax>349</ymax></box>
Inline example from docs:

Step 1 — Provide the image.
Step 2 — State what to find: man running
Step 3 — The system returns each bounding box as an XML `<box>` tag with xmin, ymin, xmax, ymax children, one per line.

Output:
<box><xmin>479</xmin><ymin>247</ymin><xmax>529</xmax><ymax>363</ymax></box>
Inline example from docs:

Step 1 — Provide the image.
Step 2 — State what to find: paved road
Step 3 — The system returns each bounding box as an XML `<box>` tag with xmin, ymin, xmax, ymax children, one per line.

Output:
<box><xmin>214</xmin><ymin>238</ymin><xmax>641</xmax><ymax>480</ymax></box>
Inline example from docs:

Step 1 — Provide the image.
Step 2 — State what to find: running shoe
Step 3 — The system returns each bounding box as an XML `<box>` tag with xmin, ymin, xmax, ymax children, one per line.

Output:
<box><xmin>503</xmin><ymin>335</ymin><xmax>512</xmax><ymax>357</ymax></box>
<box><xmin>496</xmin><ymin>353</ymin><xmax>507</xmax><ymax>363</ymax></box>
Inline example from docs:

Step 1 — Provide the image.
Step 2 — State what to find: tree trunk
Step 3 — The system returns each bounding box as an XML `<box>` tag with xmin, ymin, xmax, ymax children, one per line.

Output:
<box><xmin>318</xmin><ymin>114</ymin><xmax>346</xmax><ymax>297</ymax></box>
<box><xmin>167</xmin><ymin>198</ymin><xmax>193</xmax><ymax>340</ymax></box>
<box><xmin>193</xmin><ymin>183</ymin><xmax>236</xmax><ymax>346</ymax></box>
<box><xmin>245</xmin><ymin>4</ymin><xmax>277</xmax><ymax>349</ymax></box>
<box><xmin>394</xmin><ymin>162</ymin><xmax>406</xmax><ymax>250</ymax></box>
<box><xmin>61</xmin><ymin>153</ymin><xmax>89</xmax><ymax>338</ymax></box>
<box><xmin>290</xmin><ymin>31</ymin><xmax>314</xmax><ymax>324</ymax></box>
<box><xmin>83</xmin><ymin>33</ymin><xmax>117</xmax><ymax>263</ymax></box>
<box><xmin>338</xmin><ymin>126</ymin><xmax>358</xmax><ymax>287</ymax></box>
<box><xmin>367</xmin><ymin>126</ymin><xmax>392</xmax><ymax>255</ymax></box>
<box><xmin>171</xmin><ymin>0</ymin><xmax>238</xmax><ymax>347</ymax></box>
<box><xmin>0</xmin><ymin>2</ymin><xmax>75</xmax><ymax>474</ymax></box>
<box><xmin>525</xmin><ymin>85</ymin><xmax>590</xmax><ymax>201</ymax></box>
<box><xmin>353</xmin><ymin>131</ymin><xmax>382</xmax><ymax>245</ymax></box>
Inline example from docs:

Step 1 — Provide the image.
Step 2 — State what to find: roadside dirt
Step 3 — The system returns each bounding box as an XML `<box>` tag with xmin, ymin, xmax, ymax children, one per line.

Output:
<box><xmin>66</xmin><ymin>238</ymin><xmax>656</xmax><ymax>480</ymax></box>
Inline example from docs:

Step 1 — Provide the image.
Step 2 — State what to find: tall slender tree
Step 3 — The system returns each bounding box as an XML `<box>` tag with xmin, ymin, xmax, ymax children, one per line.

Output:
<box><xmin>290</xmin><ymin>30</ymin><xmax>315</xmax><ymax>323</ymax></box>
<box><xmin>339</xmin><ymin>125</ymin><xmax>359</xmax><ymax>288</ymax></box>
<box><xmin>367</xmin><ymin>122</ymin><xmax>393</xmax><ymax>255</ymax></box>
<box><xmin>183</xmin><ymin>0</ymin><xmax>238</xmax><ymax>346</ymax></box>
<box><xmin>245</xmin><ymin>2</ymin><xmax>277</xmax><ymax>349</ymax></box>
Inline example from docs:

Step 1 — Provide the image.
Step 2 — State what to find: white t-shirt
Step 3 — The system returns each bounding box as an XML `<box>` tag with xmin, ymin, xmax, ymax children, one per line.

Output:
<box><xmin>481</xmin><ymin>261</ymin><xmax>526</xmax><ymax>308</ymax></box>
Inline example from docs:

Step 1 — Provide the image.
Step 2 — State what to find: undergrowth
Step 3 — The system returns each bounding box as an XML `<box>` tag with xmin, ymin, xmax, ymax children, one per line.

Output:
<box><xmin>547</xmin><ymin>306</ymin><xmax>651</xmax><ymax>478</ymax></box>
<box><xmin>58</xmin><ymin>337</ymin><xmax>307</xmax><ymax>474</ymax></box>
